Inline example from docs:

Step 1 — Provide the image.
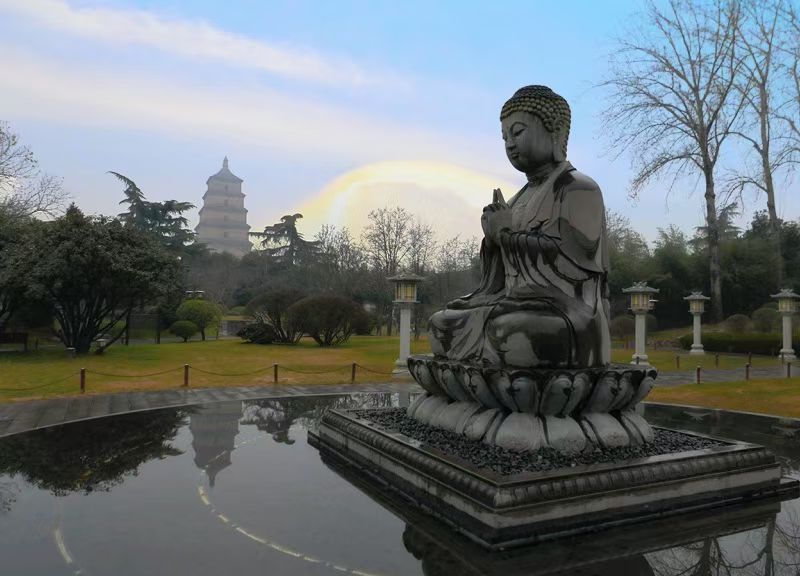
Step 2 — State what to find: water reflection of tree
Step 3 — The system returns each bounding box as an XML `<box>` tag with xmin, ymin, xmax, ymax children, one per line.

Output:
<box><xmin>0</xmin><ymin>409</ymin><xmax>185</xmax><ymax>497</ymax></box>
<box><xmin>240</xmin><ymin>393</ymin><xmax>398</xmax><ymax>444</ymax></box>
<box><xmin>646</xmin><ymin>510</ymin><xmax>800</xmax><ymax>576</ymax></box>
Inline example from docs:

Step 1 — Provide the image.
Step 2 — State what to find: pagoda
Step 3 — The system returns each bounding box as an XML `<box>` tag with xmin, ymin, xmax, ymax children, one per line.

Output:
<box><xmin>195</xmin><ymin>157</ymin><xmax>251</xmax><ymax>257</ymax></box>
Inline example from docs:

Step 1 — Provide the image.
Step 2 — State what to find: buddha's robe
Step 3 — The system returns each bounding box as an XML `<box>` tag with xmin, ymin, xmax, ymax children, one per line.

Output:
<box><xmin>429</xmin><ymin>161</ymin><xmax>610</xmax><ymax>368</ymax></box>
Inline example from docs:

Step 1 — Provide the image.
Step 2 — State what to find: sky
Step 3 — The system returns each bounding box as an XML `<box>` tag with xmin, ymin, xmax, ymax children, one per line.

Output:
<box><xmin>0</xmin><ymin>0</ymin><xmax>797</xmax><ymax>243</ymax></box>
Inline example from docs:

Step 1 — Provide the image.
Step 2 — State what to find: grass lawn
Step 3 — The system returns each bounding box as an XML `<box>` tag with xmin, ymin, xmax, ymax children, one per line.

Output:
<box><xmin>0</xmin><ymin>336</ymin><xmax>430</xmax><ymax>402</ymax></box>
<box><xmin>650</xmin><ymin>378</ymin><xmax>800</xmax><ymax>418</ymax></box>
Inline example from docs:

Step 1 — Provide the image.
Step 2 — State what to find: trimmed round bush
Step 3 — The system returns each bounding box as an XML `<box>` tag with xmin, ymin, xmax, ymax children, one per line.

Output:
<box><xmin>751</xmin><ymin>307</ymin><xmax>780</xmax><ymax>333</ymax></box>
<box><xmin>176</xmin><ymin>299</ymin><xmax>221</xmax><ymax>341</ymax></box>
<box><xmin>724</xmin><ymin>314</ymin><xmax>750</xmax><ymax>333</ymax></box>
<box><xmin>169</xmin><ymin>320</ymin><xmax>198</xmax><ymax>342</ymax></box>
<box><xmin>610</xmin><ymin>316</ymin><xmax>635</xmax><ymax>338</ymax></box>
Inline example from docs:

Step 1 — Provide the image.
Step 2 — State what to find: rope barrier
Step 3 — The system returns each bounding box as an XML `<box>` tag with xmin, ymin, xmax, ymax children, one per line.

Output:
<box><xmin>0</xmin><ymin>371</ymin><xmax>81</xmax><ymax>392</ymax></box>
<box><xmin>191</xmin><ymin>366</ymin><xmax>275</xmax><ymax>377</ymax></box>
<box><xmin>85</xmin><ymin>367</ymin><xmax>183</xmax><ymax>378</ymax></box>
<box><xmin>355</xmin><ymin>364</ymin><xmax>396</xmax><ymax>376</ymax></box>
<box><xmin>280</xmin><ymin>365</ymin><xmax>351</xmax><ymax>375</ymax></box>
<box><xmin>0</xmin><ymin>359</ymin><xmax>400</xmax><ymax>396</ymax></box>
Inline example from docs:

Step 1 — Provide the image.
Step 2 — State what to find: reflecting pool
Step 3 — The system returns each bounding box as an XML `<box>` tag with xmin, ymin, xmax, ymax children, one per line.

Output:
<box><xmin>0</xmin><ymin>394</ymin><xmax>798</xmax><ymax>575</ymax></box>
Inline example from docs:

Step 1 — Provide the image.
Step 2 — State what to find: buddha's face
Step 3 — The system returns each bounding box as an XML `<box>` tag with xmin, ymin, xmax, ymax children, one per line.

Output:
<box><xmin>501</xmin><ymin>111</ymin><xmax>555</xmax><ymax>174</ymax></box>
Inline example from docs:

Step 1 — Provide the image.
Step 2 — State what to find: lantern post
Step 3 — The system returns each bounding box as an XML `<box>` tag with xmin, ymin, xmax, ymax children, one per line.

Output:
<box><xmin>388</xmin><ymin>272</ymin><xmax>425</xmax><ymax>375</ymax></box>
<box><xmin>772</xmin><ymin>289</ymin><xmax>799</xmax><ymax>363</ymax></box>
<box><xmin>684</xmin><ymin>292</ymin><xmax>710</xmax><ymax>355</ymax></box>
<box><xmin>622</xmin><ymin>282</ymin><xmax>659</xmax><ymax>365</ymax></box>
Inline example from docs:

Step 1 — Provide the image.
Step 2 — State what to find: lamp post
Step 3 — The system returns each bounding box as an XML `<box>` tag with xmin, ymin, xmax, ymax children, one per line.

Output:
<box><xmin>623</xmin><ymin>282</ymin><xmax>659</xmax><ymax>365</ymax></box>
<box><xmin>684</xmin><ymin>292</ymin><xmax>710</xmax><ymax>355</ymax></box>
<box><xmin>772</xmin><ymin>289</ymin><xmax>799</xmax><ymax>363</ymax></box>
<box><xmin>388</xmin><ymin>272</ymin><xmax>425</xmax><ymax>375</ymax></box>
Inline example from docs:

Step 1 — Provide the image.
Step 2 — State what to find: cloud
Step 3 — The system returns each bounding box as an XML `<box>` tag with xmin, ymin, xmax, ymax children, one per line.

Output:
<box><xmin>0</xmin><ymin>0</ymin><xmax>405</xmax><ymax>89</ymax></box>
<box><xmin>297</xmin><ymin>161</ymin><xmax>518</xmax><ymax>240</ymax></box>
<box><xmin>0</xmin><ymin>48</ymin><xmax>506</xmax><ymax>176</ymax></box>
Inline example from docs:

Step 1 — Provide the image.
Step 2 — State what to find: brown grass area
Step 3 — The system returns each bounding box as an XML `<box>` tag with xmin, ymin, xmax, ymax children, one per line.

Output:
<box><xmin>650</xmin><ymin>378</ymin><xmax>800</xmax><ymax>418</ymax></box>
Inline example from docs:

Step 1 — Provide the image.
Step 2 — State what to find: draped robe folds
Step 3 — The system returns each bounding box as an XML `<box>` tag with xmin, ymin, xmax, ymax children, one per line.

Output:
<box><xmin>428</xmin><ymin>161</ymin><xmax>611</xmax><ymax>368</ymax></box>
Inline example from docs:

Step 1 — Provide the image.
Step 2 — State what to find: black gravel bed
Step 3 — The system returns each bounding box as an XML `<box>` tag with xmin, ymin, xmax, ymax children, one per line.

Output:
<box><xmin>351</xmin><ymin>408</ymin><xmax>728</xmax><ymax>476</ymax></box>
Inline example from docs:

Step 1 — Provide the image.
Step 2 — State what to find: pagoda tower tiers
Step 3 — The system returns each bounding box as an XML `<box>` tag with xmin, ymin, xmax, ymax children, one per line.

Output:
<box><xmin>195</xmin><ymin>157</ymin><xmax>252</xmax><ymax>257</ymax></box>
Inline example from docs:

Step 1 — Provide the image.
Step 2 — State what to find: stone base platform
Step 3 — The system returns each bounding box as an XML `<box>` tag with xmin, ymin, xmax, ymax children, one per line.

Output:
<box><xmin>311</xmin><ymin>408</ymin><xmax>799</xmax><ymax>550</ymax></box>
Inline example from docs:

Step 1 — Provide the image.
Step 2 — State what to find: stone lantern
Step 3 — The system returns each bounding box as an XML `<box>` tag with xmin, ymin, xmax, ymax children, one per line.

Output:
<box><xmin>622</xmin><ymin>282</ymin><xmax>659</xmax><ymax>364</ymax></box>
<box><xmin>388</xmin><ymin>272</ymin><xmax>425</xmax><ymax>374</ymax></box>
<box><xmin>771</xmin><ymin>288</ymin><xmax>799</xmax><ymax>362</ymax></box>
<box><xmin>684</xmin><ymin>292</ymin><xmax>710</xmax><ymax>355</ymax></box>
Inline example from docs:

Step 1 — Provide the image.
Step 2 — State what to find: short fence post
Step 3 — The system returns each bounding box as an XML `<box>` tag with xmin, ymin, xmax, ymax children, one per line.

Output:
<box><xmin>676</xmin><ymin>355</ymin><xmax>680</xmax><ymax>370</ymax></box>
<box><xmin>788</xmin><ymin>362</ymin><xmax>792</xmax><ymax>379</ymax></box>
<box><xmin>80</xmin><ymin>368</ymin><xmax>86</xmax><ymax>394</ymax></box>
<box><xmin>351</xmin><ymin>362</ymin><xmax>357</xmax><ymax>383</ymax></box>
<box><xmin>715</xmin><ymin>353</ymin><xmax>719</xmax><ymax>368</ymax></box>
<box><xmin>695</xmin><ymin>366</ymin><xmax>701</xmax><ymax>384</ymax></box>
<box><xmin>273</xmin><ymin>363</ymin><xmax>278</xmax><ymax>384</ymax></box>
<box><xmin>746</xmin><ymin>363</ymin><xmax>751</xmax><ymax>381</ymax></box>
<box><xmin>183</xmin><ymin>364</ymin><xmax>190</xmax><ymax>388</ymax></box>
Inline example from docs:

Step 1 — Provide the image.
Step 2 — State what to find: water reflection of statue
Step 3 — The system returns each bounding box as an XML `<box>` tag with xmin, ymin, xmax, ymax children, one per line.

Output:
<box><xmin>429</xmin><ymin>85</ymin><xmax>610</xmax><ymax>368</ymax></box>
<box><xmin>189</xmin><ymin>402</ymin><xmax>242</xmax><ymax>488</ymax></box>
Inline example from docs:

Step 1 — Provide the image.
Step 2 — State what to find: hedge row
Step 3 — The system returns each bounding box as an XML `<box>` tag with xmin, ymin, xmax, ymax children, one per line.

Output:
<box><xmin>678</xmin><ymin>332</ymin><xmax>793</xmax><ymax>355</ymax></box>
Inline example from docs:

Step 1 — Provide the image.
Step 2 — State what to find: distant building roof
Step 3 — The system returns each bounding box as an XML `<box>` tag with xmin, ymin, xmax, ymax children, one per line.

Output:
<box><xmin>206</xmin><ymin>156</ymin><xmax>243</xmax><ymax>184</ymax></box>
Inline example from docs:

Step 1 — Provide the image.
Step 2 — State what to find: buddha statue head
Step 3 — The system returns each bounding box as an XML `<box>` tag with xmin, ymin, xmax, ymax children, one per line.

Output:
<box><xmin>500</xmin><ymin>85</ymin><xmax>571</xmax><ymax>174</ymax></box>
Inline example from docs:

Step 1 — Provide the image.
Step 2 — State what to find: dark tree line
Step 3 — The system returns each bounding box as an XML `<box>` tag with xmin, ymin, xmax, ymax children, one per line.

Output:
<box><xmin>608</xmin><ymin>208</ymin><xmax>800</xmax><ymax>329</ymax></box>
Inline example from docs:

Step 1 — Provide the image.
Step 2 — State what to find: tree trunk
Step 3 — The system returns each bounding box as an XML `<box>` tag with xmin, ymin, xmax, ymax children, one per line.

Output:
<box><xmin>704</xmin><ymin>169</ymin><xmax>724</xmax><ymax>322</ymax></box>
<box><xmin>756</xmin><ymin>83</ymin><xmax>784</xmax><ymax>289</ymax></box>
<box><xmin>124</xmin><ymin>309</ymin><xmax>131</xmax><ymax>345</ymax></box>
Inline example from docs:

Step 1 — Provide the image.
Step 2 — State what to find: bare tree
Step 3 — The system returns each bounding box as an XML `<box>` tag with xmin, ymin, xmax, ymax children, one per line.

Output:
<box><xmin>0</xmin><ymin>122</ymin><xmax>67</xmax><ymax>220</ymax></box>
<box><xmin>315</xmin><ymin>225</ymin><xmax>368</xmax><ymax>295</ymax></box>
<box><xmin>784</xmin><ymin>3</ymin><xmax>800</xmax><ymax>168</ymax></box>
<box><xmin>601</xmin><ymin>0</ymin><xmax>744</xmax><ymax>321</ymax></box>
<box><xmin>728</xmin><ymin>0</ymin><xmax>796</xmax><ymax>287</ymax></box>
<box><xmin>407</xmin><ymin>218</ymin><xmax>437</xmax><ymax>274</ymax></box>
<box><xmin>361</xmin><ymin>206</ymin><xmax>414</xmax><ymax>276</ymax></box>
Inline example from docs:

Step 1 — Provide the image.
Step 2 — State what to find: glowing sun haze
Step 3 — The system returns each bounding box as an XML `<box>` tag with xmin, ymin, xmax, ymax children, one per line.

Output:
<box><xmin>298</xmin><ymin>161</ymin><xmax>517</xmax><ymax>239</ymax></box>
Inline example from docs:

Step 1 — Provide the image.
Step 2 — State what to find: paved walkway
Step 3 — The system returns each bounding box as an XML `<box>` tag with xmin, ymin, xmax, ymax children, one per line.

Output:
<box><xmin>0</xmin><ymin>382</ymin><xmax>423</xmax><ymax>438</ymax></box>
<box><xmin>655</xmin><ymin>365</ymin><xmax>789</xmax><ymax>386</ymax></box>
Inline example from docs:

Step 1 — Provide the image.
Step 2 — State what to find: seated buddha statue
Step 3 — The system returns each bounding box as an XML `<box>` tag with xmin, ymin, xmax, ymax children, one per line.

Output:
<box><xmin>429</xmin><ymin>85</ymin><xmax>610</xmax><ymax>368</ymax></box>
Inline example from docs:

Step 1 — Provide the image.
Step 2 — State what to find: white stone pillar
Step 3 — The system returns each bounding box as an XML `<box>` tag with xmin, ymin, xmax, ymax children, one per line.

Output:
<box><xmin>632</xmin><ymin>312</ymin><xmax>648</xmax><ymax>364</ymax></box>
<box><xmin>780</xmin><ymin>313</ymin><xmax>796</xmax><ymax>362</ymax></box>
<box><xmin>394</xmin><ymin>304</ymin><xmax>412</xmax><ymax>375</ymax></box>
<box><xmin>689</xmin><ymin>313</ymin><xmax>705</xmax><ymax>355</ymax></box>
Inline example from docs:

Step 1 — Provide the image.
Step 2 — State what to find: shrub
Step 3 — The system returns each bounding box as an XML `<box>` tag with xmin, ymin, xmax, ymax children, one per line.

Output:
<box><xmin>645</xmin><ymin>314</ymin><xmax>658</xmax><ymax>332</ymax></box>
<box><xmin>287</xmin><ymin>295</ymin><xmax>368</xmax><ymax>346</ymax></box>
<box><xmin>169</xmin><ymin>320</ymin><xmax>198</xmax><ymax>342</ymax></box>
<box><xmin>246</xmin><ymin>289</ymin><xmax>305</xmax><ymax>343</ymax></box>
<box><xmin>751</xmin><ymin>307</ymin><xmax>780</xmax><ymax>333</ymax></box>
<box><xmin>724</xmin><ymin>314</ymin><xmax>750</xmax><ymax>334</ymax></box>
<box><xmin>610</xmin><ymin>316</ymin><xmax>635</xmax><ymax>338</ymax></box>
<box><xmin>236</xmin><ymin>321</ymin><xmax>276</xmax><ymax>344</ymax></box>
<box><xmin>227</xmin><ymin>305</ymin><xmax>248</xmax><ymax>317</ymax></box>
<box><xmin>678</xmin><ymin>332</ymin><xmax>783</xmax><ymax>355</ymax></box>
<box><xmin>176</xmin><ymin>299</ymin><xmax>221</xmax><ymax>341</ymax></box>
